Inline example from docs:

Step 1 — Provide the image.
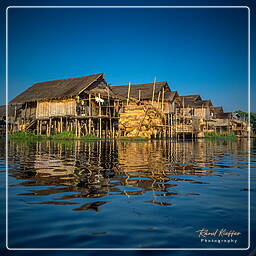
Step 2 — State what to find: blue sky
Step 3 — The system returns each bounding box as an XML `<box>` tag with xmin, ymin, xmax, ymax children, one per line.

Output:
<box><xmin>2</xmin><ymin>3</ymin><xmax>253</xmax><ymax>112</ymax></box>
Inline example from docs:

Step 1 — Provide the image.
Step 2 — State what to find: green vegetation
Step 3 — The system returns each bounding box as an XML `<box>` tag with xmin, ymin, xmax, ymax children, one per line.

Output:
<box><xmin>118</xmin><ymin>136</ymin><xmax>149</xmax><ymax>141</ymax></box>
<box><xmin>9</xmin><ymin>131</ymin><xmax>46</xmax><ymax>139</ymax></box>
<box><xmin>204</xmin><ymin>131</ymin><xmax>237</xmax><ymax>139</ymax></box>
<box><xmin>9</xmin><ymin>131</ymin><xmax>101</xmax><ymax>141</ymax></box>
<box><xmin>50</xmin><ymin>131</ymin><xmax>76</xmax><ymax>139</ymax></box>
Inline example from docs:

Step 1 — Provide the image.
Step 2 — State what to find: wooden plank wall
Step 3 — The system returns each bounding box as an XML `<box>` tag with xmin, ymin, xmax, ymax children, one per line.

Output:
<box><xmin>36</xmin><ymin>99</ymin><xmax>76</xmax><ymax>118</ymax></box>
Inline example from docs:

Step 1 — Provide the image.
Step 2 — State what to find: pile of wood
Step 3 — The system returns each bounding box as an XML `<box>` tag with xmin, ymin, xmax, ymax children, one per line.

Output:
<box><xmin>119</xmin><ymin>103</ymin><xmax>164</xmax><ymax>138</ymax></box>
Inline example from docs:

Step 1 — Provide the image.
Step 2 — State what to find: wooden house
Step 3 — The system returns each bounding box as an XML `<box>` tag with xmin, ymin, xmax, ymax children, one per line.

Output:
<box><xmin>111</xmin><ymin>82</ymin><xmax>181</xmax><ymax>114</ymax></box>
<box><xmin>179</xmin><ymin>95</ymin><xmax>213</xmax><ymax>120</ymax></box>
<box><xmin>9</xmin><ymin>73</ymin><xmax>123</xmax><ymax>137</ymax></box>
<box><xmin>210</xmin><ymin>106</ymin><xmax>224</xmax><ymax>118</ymax></box>
<box><xmin>111</xmin><ymin>82</ymin><xmax>200</xmax><ymax>139</ymax></box>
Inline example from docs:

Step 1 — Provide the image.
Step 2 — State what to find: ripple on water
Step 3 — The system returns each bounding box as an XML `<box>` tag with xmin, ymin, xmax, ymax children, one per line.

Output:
<box><xmin>4</xmin><ymin>139</ymin><xmax>252</xmax><ymax>249</ymax></box>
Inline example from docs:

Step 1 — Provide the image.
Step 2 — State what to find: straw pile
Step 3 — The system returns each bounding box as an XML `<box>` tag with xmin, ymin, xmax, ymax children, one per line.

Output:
<box><xmin>119</xmin><ymin>103</ymin><xmax>164</xmax><ymax>138</ymax></box>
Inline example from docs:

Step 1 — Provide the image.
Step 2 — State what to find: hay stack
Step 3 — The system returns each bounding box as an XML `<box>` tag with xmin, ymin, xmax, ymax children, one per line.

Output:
<box><xmin>119</xmin><ymin>103</ymin><xmax>164</xmax><ymax>138</ymax></box>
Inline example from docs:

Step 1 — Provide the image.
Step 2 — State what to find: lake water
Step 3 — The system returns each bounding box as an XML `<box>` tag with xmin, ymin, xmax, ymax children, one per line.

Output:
<box><xmin>0</xmin><ymin>138</ymin><xmax>255</xmax><ymax>254</ymax></box>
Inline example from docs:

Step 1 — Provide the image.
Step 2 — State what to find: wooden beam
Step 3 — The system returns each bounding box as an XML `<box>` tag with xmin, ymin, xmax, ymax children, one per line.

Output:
<box><xmin>161</xmin><ymin>87</ymin><xmax>165</xmax><ymax>111</ymax></box>
<box><xmin>151</xmin><ymin>76</ymin><xmax>156</xmax><ymax>105</ymax></box>
<box><xmin>127</xmin><ymin>82</ymin><xmax>131</xmax><ymax>106</ymax></box>
<box><xmin>78</xmin><ymin>120</ymin><xmax>81</xmax><ymax>138</ymax></box>
<box><xmin>89</xmin><ymin>93</ymin><xmax>91</xmax><ymax>134</ymax></box>
<box><xmin>157</xmin><ymin>91</ymin><xmax>161</xmax><ymax>108</ymax></box>
<box><xmin>60</xmin><ymin>117</ymin><xmax>63</xmax><ymax>133</ymax></box>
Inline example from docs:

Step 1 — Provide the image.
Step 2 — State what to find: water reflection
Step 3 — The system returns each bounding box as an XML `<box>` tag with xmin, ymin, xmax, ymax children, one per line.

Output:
<box><xmin>6</xmin><ymin>139</ymin><xmax>249</xmax><ymax>211</ymax></box>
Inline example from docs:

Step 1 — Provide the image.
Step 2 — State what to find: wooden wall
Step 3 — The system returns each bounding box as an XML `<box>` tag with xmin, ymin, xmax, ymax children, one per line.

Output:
<box><xmin>36</xmin><ymin>99</ymin><xmax>76</xmax><ymax>118</ymax></box>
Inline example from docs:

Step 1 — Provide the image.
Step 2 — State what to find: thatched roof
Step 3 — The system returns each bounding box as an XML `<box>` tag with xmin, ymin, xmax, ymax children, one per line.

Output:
<box><xmin>194</xmin><ymin>99</ymin><xmax>213</xmax><ymax>108</ymax></box>
<box><xmin>211</xmin><ymin>106</ymin><xmax>224</xmax><ymax>114</ymax></box>
<box><xmin>180</xmin><ymin>94</ymin><xmax>202</xmax><ymax>107</ymax></box>
<box><xmin>111</xmin><ymin>81</ymin><xmax>172</xmax><ymax>101</ymax></box>
<box><xmin>10</xmin><ymin>73</ymin><xmax>104</xmax><ymax>104</ymax></box>
<box><xmin>165</xmin><ymin>91</ymin><xmax>179</xmax><ymax>102</ymax></box>
<box><xmin>179</xmin><ymin>95</ymin><xmax>213</xmax><ymax>108</ymax></box>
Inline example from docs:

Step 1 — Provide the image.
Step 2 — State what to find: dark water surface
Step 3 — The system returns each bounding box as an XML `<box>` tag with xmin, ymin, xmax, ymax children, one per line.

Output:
<box><xmin>1</xmin><ymin>138</ymin><xmax>255</xmax><ymax>253</ymax></box>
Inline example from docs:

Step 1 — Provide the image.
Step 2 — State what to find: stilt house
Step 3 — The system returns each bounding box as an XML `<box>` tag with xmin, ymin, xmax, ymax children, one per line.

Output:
<box><xmin>9</xmin><ymin>73</ymin><xmax>122</xmax><ymax>137</ymax></box>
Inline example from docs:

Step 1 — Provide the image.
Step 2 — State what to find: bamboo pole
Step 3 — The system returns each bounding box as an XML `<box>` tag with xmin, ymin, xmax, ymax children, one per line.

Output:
<box><xmin>106</xmin><ymin>119</ymin><xmax>108</xmax><ymax>138</ymax></box>
<box><xmin>175</xmin><ymin>108</ymin><xmax>177</xmax><ymax>140</ymax></box>
<box><xmin>99</xmin><ymin>118</ymin><xmax>102</xmax><ymax>138</ymax></box>
<box><xmin>89</xmin><ymin>93</ymin><xmax>91</xmax><ymax>134</ymax></box>
<box><xmin>75</xmin><ymin>118</ymin><xmax>78</xmax><ymax>137</ymax></box>
<box><xmin>107</xmin><ymin>88</ymin><xmax>110</xmax><ymax>116</ymax></box>
<box><xmin>110</xmin><ymin>119</ymin><xmax>113</xmax><ymax>138</ymax></box>
<box><xmin>99</xmin><ymin>93</ymin><xmax>102</xmax><ymax>138</ymax></box>
<box><xmin>78</xmin><ymin>120</ymin><xmax>81</xmax><ymax>138</ymax></box>
<box><xmin>36</xmin><ymin>120</ymin><xmax>39</xmax><ymax>135</ymax></box>
<box><xmin>49</xmin><ymin>118</ymin><xmax>52</xmax><ymax>136</ymax></box>
<box><xmin>127</xmin><ymin>82</ymin><xmax>131</xmax><ymax>106</ymax></box>
<box><xmin>39</xmin><ymin>120</ymin><xmax>42</xmax><ymax>135</ymax></box>
<box><xmin>161</xmin><ymin>87</ymin><xmax>165</xmax><ymax>111</ymax></box>
<box><xmin>168</xmin><ymin>114</ymin><xmax>171</xmax><ymax>138</ymax></box>
<box><xmin>60</xmin><ymin>117</ymin><xmax>63</xmax><ymax>133</ymax></box>
<box><xmin>170</xmin><ymin>113</ymin><xmax>173</xmax><ymax>138</ymax></box>
<box><xmin>157</xmin><ymin>91</ymin><xmax>161</xmax><ymax>109</ymax></box>
<box><xmin>151</xmin><ymin>76</ymin><xmax>156</xmax><ymax>105</ymax></box>
<box><xmin>183</xmin><ymin>98</ymin><xmax>185</xmax><ymax>141</ymax></box>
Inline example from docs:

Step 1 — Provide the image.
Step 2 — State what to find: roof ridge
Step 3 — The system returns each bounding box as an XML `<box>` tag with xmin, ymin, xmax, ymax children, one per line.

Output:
<box><xmin>111</xmin><ymin>81</ymin><xmax>166</xmax><ymax>87</ymax></box>
<box><xmin>181</xmin><ymin>94</ymin><xmax>200</xmax><ymax>97</ymax></box>
<box><xmin>33</xmin><ymin>73</ymin><xmax>103</xmax><ymax>86</ymax></box>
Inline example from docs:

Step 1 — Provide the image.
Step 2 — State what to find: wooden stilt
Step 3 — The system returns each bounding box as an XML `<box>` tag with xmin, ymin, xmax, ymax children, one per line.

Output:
<box><xmin>106</xmin><ymin>119</ymin><xmax>109</xmax><ymax>138</ymax></box>
<box><xmin>168</xmin><ymin>114</ymin><xmax>171</xmax><ymax>138</ymax></box>
<box><xmin>110</xmin><ymin>119</ymin><xmax>113</xmax><ymax>138</ymax></box>
<box><xmin>175</xmin><ymin>109</ymin><xmax>177</xmax><ymax>140</ymax></box>
<box><xmin>89</xmin><ymin>93</ymin><xmax>92</xmax><ymax>134</ymax></box>
<box><xmin>170</xmin><ymin>113</ymin><xmax>173</xmax><ymax>138</ymax></box>
<box><xmin>75</xmin><ymin>118</ymin><xmax>78</xmax><ymax>137</ymax></box>
<box><xmin>78</xmin><ymin>119</ymin><xmax>81</xmax><ymax>138</ymax></box>
<box><xmin>39</xmin><ymin>120</ymin><xmax>42</xmax><ymax>135</ymax></box>
<box><xmin>99</xmin><ymin>118</ymin><xmax>102</xmax><ymax>138</ymax></box>
<box><xmin>49</xmin><ymin>118</ymin><xmax>52</xmax><ymax>136</ymax></box>
<box><xmin>99</xmin><ymin>93</ymin><xmax>102</xmax><ymax>138</ymax></box>
<box><xmin>36</xmin><ymin>120</ymin><xmax>39</xmax><ymax>135</ymax></box>
<box><xmin>112</xmin><ymin>122</ymin><xmax>115</xmax><ymax>138</ymax></box>
<box><xmin>54</xmin><ymin>120</ymin><xmax>56</xmax><ymax>134</ymax></box>
<box><xmin>60</xmin><ymin>117</ymin><xmax>63</xmax><ymax>133</ymax></box>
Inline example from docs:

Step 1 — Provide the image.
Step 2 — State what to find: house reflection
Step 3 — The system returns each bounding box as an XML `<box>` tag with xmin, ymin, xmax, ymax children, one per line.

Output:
<box><xmin>7</xmin><ymin>139</ymin><xmax>249</xmax><ymax>210</ymax></box>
